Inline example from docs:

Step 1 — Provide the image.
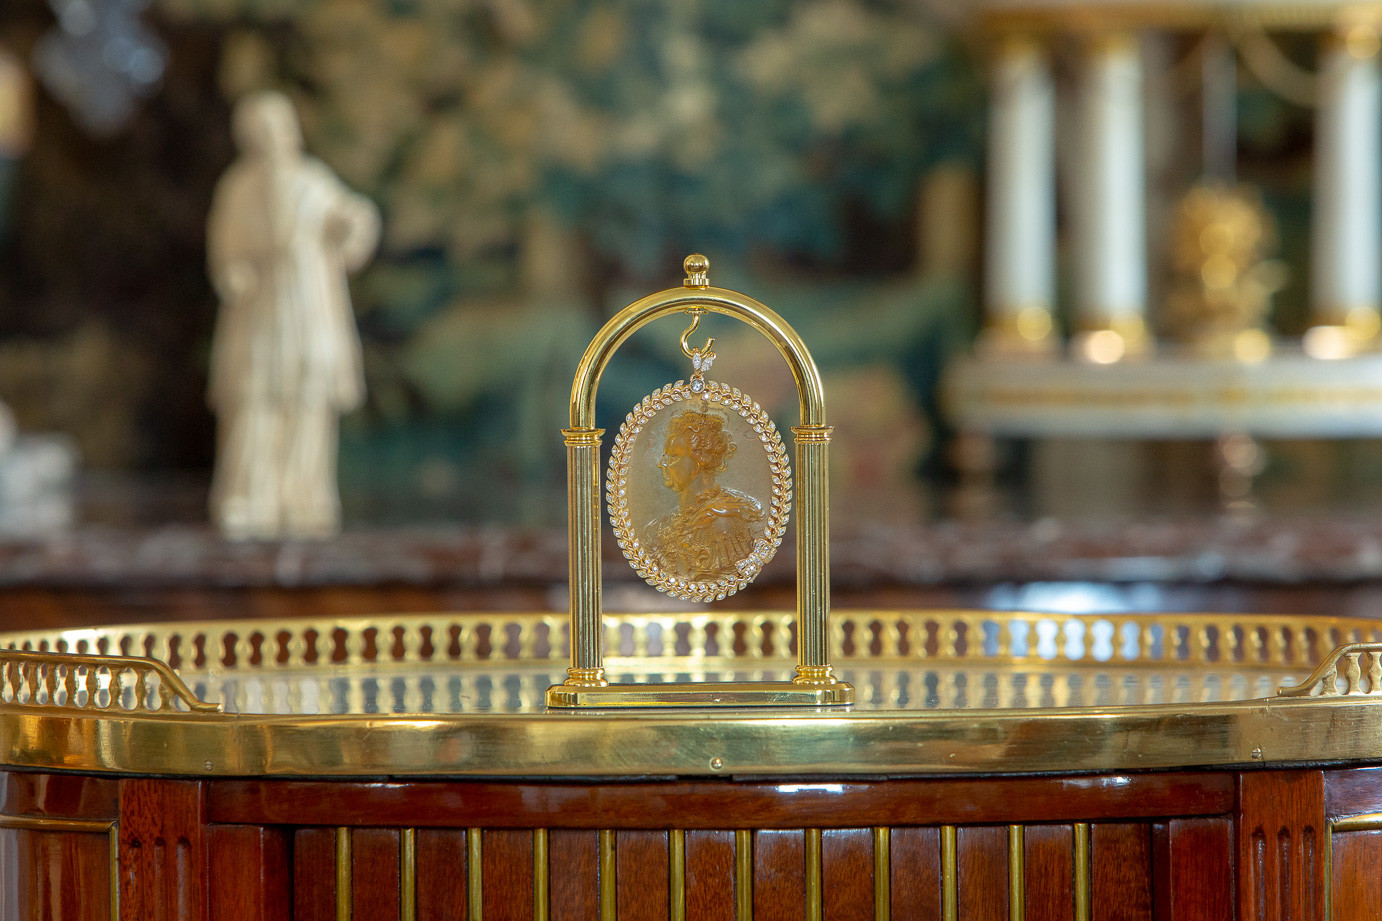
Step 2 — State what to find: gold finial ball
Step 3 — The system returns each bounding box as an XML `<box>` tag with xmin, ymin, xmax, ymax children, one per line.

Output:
<box><xmin>683</xmin><ymin>253</ymin><xmax>710</xmax><ymax>288</ymax></box>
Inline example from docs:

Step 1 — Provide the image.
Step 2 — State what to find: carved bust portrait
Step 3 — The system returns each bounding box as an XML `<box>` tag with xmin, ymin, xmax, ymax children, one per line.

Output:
<box><xmin>642</xmin><ymin>409</ymin><xmax>765</xmax><ymax>581</ymax></box>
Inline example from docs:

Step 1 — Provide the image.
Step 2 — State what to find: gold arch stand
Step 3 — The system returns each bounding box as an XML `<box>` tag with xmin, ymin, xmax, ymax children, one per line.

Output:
<box><xmin>546</xmin><ymin>256</ymin><xmax>855</xmax><ymax>707</ymax></box>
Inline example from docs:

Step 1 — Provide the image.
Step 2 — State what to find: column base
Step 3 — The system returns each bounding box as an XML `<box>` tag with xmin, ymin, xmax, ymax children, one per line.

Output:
<box><xmin>1304</xmin><ymin>307</ymin><xmax>1381</xmax><ymax>359</ymax></box>
<box><xmin>562</xmin><ymin>667</ymin><xmax>609</xmax><ymax>688</ymax></box>
<box><xmin>1176</xmin><ymin>328</ymin><xmax>1274</xmax><ymax>363</ymax></box>
<box><xmin>977</xmin><ymin>307</ymin><xmax>1058</xmax><ymax>358</ymax></box>
<box><xmin>792</xmin><ymin>665</ymin><xmax>840</xmax><ymax>687</ymax></box>
<box><xmin>1072</xmin><ymin>316</ymin><xmax>1152</xmax><ymax>364</ymax></box>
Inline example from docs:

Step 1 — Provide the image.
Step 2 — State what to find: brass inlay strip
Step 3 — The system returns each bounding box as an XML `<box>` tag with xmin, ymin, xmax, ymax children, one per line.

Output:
<box><xmin>736</xmin><ymin>829</ymin><xmax>753</xmax><ymax>921</ymax></box>
<box><xmin>336</xmin><ymin>828</ymin><xmax>352</xmax><ymax>921</ymax></box>
<box><xmin>669</xmin><ymin>829</ymin><xmax>686</xmax><ymax>921</ymax></box>
<box><xmin>599</xmin><ymin>829</ymin><xmax>616</xmax><ymax>921</ymax></box>
<box><xmin>1008</xmin><ymin>826</ymin><xmax>1024</xmax><ymax>921</ymax></box>
<box><xmin>0</xmin><ymin>814</ymin><xmax>113</xmax><ymax>833</ymax></box>
<box><xmin>805</xmin><ymin>828</ymin><xmax>823</xmax><ymax>921</ymax></box>
<box><xmin>110</xmin><ymin>824</ymin><xmax>119</xmax><ymax>921</ymax></box>
<box><xmin>1330</xmin><ymin>813</ymin><xmax>1382</xmax><ymax>832</ymax></box>
<box><xmin>467</xmin><ymin>828</ymin><xmax>483</xmax><ymax>921</ymax></box>
<box><xmin>1073</xmin><ymin>824</ymin><xmax>1091</xmax><ymax>921</ymax></box>
<box><xmin>1326</xmin><ymin>819</ymin><xmax>1336</xmax><ymax>921</ymax></box>
<box><xmin>533</xmin><ymin>828</ymin><xmax>549</xmax><ymax>921</ymax></box>
<box><xmin>873</xmin><ymin>828</ymin><xmax>890</xmax><ymax>921</ymax></box>
<box><xmin>401</xmin><ymin>828</ymin><xmax>417</xmax><ymax>921</ymax></box>
<box><xmin>941</xmin><ymin>826</ymin><xmax>957</xmax><ymax>921</ymax></box>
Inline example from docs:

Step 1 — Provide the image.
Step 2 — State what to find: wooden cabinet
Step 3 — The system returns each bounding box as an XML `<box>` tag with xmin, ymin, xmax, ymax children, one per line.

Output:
<box><xmin>5</xmin><ymin>767</ymin><xmax>1381</xmax><ymax>919</ymax></box>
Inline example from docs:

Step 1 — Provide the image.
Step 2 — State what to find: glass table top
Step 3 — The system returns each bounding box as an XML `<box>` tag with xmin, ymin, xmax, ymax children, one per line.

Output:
<box><xmin>179</xmin><ymin>661</ymin><xmax>1309</xmax><ymax>716</ymax></box>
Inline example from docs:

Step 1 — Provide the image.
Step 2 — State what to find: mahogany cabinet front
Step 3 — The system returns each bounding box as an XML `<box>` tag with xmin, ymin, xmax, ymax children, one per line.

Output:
<box><xmin>5</xmin><ymin>766</ymin><xmax>1382</xmax><ymax>920</ymax></box>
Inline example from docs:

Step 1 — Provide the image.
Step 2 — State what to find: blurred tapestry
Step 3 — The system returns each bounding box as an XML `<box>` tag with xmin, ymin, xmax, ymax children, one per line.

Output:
<box><xmin>0</xmin><ymin>0</ymin><xmax>1326</xmax><ymax>523</ymax></box>
<box><xmin>0</xmin><ymin>0</ymin><xmax>988</xmax><ymax>523</ymax></box>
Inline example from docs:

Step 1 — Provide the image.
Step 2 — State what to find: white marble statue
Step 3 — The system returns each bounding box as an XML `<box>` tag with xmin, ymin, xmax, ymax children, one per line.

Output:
<box><xmin>207</xmin><ymin>90</ymin><xmax>380</xmax><ymax>540</ymax></box>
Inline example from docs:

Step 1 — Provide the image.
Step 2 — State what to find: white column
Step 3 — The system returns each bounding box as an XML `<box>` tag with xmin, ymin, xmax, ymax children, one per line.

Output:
<box><xmin>1074</xmin><ymin>34</ymin><xmax>1148</xmax><ymax>362</ymax></box>
<box><xmin>982</xmin><ymin>36</ymin><xmax>1056</xmax><ymax>355</ymax></box>
<box><xmin>1308</xmin><ymin>28</ymin><xmax>1381</xmax><ymax>354</ymax></box>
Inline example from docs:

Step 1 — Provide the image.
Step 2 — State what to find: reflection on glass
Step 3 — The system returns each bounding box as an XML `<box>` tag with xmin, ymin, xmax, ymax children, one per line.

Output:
<box><xmin>184</xmin><ymin>663</ymin><xmax>1308</xmax><ymax>716</ymax></box>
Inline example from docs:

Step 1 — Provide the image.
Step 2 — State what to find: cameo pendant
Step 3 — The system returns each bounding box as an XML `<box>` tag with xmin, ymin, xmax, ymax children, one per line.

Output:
<box><xmin>608</xmin><ymin>336</ymin><xmax>791</xmax><ymax>602</ymax></box>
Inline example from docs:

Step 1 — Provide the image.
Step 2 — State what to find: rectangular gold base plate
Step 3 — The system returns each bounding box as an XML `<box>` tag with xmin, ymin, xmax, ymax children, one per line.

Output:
<box><xmin>545</xmin><ymin>680</ymin><xmax>855</xmax><ymax>708</ymax></box>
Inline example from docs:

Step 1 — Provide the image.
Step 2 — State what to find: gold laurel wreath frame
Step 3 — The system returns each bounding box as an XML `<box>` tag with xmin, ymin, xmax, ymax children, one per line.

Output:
<box><xmin>546</xmin><ymin>255</ymin><xmax>855</xmax><ymax>708</ymax></box>
<box><xmin>607</xmin><ymin>379</ymin><xmax>792</xmax><ymax>603</ymax></box>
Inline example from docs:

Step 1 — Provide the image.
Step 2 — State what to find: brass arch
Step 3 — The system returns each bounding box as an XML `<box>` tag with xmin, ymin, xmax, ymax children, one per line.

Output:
<box><xmin>569</xmin><ymin>287</ymin><xmax>827</xmax><ymax>430</ymax></box>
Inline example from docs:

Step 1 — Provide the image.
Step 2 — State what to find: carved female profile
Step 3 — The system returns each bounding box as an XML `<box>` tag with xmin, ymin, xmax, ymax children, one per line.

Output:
<box><xmin>608</xmin><ymin>332</ymin><xmax>791</xmax><ymax>602</ymax></box>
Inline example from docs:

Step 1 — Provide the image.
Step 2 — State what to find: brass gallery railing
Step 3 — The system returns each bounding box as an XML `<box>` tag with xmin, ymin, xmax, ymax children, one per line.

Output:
<box><xmin>0</xmin><ymin>649</ymin><xmax>220</xmax><ymax>713</ymax></box>
<box><xmin>3</xmin><ymin>609</ymin><xmax>1375</xmax><ymax>674</ymax></box>
<box><xmin>1278</xmin><ymin>642</ymin><xmax>1382</xmax><ymax>698</ymax></box>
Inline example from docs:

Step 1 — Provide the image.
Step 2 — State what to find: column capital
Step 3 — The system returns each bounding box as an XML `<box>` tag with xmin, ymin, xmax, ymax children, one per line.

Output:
<box><xmin>562</xmin><ymin>427</ymin><xmax>605</xmax><ymax>447</ymax></box>
<box><xmin>791</xmin><ymin>425</ymin><xmax>833</xmax><ymax>444</ymax></box>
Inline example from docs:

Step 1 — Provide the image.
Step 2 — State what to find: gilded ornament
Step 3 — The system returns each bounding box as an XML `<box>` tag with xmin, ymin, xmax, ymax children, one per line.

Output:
<box><xmin>1163</xmin><ymin>184</ymin><xmax>1285</xmax><ymax>357</ymax></box>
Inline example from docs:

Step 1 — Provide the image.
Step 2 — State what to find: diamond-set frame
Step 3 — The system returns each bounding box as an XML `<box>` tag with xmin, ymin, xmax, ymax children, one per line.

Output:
<box><xmin>608</xmin><ymin>380</ymin><xmax>792</xmax><ymax>602</ymax></box>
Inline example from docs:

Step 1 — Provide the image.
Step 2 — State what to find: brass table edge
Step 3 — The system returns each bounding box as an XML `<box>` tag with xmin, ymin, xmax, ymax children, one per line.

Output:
<box><xmin>5</xmin><ymin>694</ymin><xmax>1382</xmax><ymax>777</ymax></box>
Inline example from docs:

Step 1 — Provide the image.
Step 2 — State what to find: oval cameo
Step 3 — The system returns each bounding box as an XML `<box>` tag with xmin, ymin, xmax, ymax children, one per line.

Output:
<box><xmin>608</xmin><ymin>380</ymin><xmax>792</xmax><ymax>602</ymax></box>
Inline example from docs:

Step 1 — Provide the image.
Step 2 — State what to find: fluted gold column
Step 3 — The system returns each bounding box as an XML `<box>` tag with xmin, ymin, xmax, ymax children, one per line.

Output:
<box><xmin>562</xmin><ymin>427</ymin><xmax>607</xmax><ymax>686</ymax></box>
<box><xmin>792</xmin><ymin>425</ymin><xmax>836</xmax><ymax>686</ymax></box>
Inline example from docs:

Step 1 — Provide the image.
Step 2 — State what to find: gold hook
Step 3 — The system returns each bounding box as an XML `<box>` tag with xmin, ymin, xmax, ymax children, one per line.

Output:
<box><xmin>680</xmin><ymin>309</ymin><xmax>715</xmax><ymax>360</ymax></box>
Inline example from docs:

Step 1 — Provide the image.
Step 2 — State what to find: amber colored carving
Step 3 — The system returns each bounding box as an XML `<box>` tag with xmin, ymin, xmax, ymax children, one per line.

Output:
<box><xmin>608</xmin><ymin>381</ymin><xmax>791</xmax><ymax>602</ymax></box>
